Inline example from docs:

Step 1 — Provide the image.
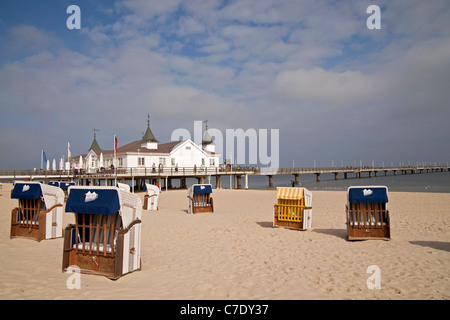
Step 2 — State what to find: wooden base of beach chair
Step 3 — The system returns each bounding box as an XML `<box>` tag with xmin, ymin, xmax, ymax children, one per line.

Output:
<box><xmin>189</xmin><ymin>195</ymin><xmax>214</xmax><ymax>214</ymax></box>
<box><xmin>347</xmin><ymin>227</ymin><xmax>390</xmax><ymax>241</ymax></box>
<box><xmin>192</xmin><ymin>205</ymin><xmax>214</xmax><ymax>214</ymax></box>
<box><xmin>63</xmin><ymin>247</ymin><xmax>142</xmax><ymax>280</ymax></box>
<box><xmin>346</xmin><ymin>204</ymin><xmax>390</xmax><ymax>241</ymax></box>
<box><xmin>65</xmin><ymin>250</ymin><xmax>119</xmax><ymax>279</ymax></box>
<box><xmin>10</xmin><ymin>204</ymin><xmax>63</xmax><ymax>242</ymax></box>
<box><xmin>62</xmin><ymin>218</ymin><xmax>142</xmax><ymax>280</ymax></box>
<box><xmin>273</xmin><ymin>219</ymin><xmax>304</xmax><ymax>230</ymax></box>
<box><xmin>273</xmin><ymin>200</ymin><xmax>311</xmax><ymax>231</ymax></box>
<box><xmin>10</xmin><ymin>208</ymin><xmax>45</xmax><ymax>241</ymax></box>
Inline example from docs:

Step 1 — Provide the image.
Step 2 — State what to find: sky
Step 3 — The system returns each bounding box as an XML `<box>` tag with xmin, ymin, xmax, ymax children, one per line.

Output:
<box><xmin>1</xmin><ymin>0</ymin><xmax>449</xmax><ymax>170</ymax></box>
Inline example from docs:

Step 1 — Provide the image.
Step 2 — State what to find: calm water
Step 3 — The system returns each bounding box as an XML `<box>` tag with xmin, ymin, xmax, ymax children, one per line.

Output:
<box><xmin>102</xmin><ymin>170</ymin><xmax>450</xmax><ymax>193</ymax></box>
<box><xmin>199</xmin><ymin>171</ymin><xmax>450</xmax><ymax>193</ymax></box>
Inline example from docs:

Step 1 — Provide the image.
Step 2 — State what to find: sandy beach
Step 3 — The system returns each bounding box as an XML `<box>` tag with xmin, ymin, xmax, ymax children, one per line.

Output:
<box><xmin>0</xmin><ymin>183</ymin><xmax>449</xmax><ymax>300</ymax></box>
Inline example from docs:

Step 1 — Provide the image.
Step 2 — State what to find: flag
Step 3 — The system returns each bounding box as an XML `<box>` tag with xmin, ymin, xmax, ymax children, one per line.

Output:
<box><xmin>114</xmin><ymin>135</ymin><xmax>118</xmax><ymax>154</ymax></box>
<box><xmin>41</xmin><ymin>150</ymin><xmax>47</xmax><ymax>169</ymax></box>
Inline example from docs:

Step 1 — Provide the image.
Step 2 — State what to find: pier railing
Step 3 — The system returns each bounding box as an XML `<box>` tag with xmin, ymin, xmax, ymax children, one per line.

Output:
<box><xmin>0</xmin><ymin>166</ymin><xmax>258</xmax><ymax>181</ymax></box>
<box><xmin>0</xmin><ymin>165</ymin><xmax>448</xmax><ymax>182</ymax></box>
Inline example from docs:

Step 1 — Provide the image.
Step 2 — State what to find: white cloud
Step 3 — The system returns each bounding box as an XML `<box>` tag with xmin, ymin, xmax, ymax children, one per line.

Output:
<box><xmin>273</xmin><ymin>67</ymin><xmax>386</xmax><ymax>106</ymax></box>
<box><xmin>177</xmin><ymin>17</ymin><xmax>206</xmax><ymax>36</ymax></box>
<box><xmin>7</xmin><ymin>25</ymin><xmax>51</xmax><ymax>52</ymax></box>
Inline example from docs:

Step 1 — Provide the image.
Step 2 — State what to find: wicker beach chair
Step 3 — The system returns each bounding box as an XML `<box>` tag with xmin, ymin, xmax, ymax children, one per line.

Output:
<box><xmin>187</xmin><ymin>184</ymin><xmax>214</xmax><ymax>214</ymax></box>
<box><xmin>62</xmin><ymin>186</ymin><xmax>142</xmax><ymax>280</ymax></box>
<box><xmin>273</xmin><ymin>187</ymin><xmax>312</xmax><ymax>230</ymax></box>
<box><xmin>10</xmin><ymin>181</ymin><xmax>65</xmax><ymax>241</ymax></box>
<box><xmin>346</xmin><ymin>186</ymin><xmax>390</xmax><ymax>240</ymax></box>
<box><xmin>143</xmin><ymin>183</ymin><xmax>160</xmax><ymax>210</ymax></box>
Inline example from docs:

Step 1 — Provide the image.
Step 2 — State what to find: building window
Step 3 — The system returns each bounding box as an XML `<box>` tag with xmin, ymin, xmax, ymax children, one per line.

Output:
<box><xmin>171</xmin><ymin>158</ymin><xmax>175</xmax><ymax>166</ymax></box>
<box><xmin>186</xmin><ymin>146</ymin><xmax>191</xmax><ymax>150</ymax></box>
<box><xmin>210</xmin><ymin>158</ymin><xmax>215</xmax><ymax>166</ymax></box>
<box><xmin>118</xmin><ymin>158</ymin><xmax>123</xmax><ymax>166</ymax></box>
<box><xmin>159</xmin><ymin>157</ymin><xmax>166</xmax><ymax>165</ymax></box>
<box><xmin>138</xmin><ymin>157</ymin><xmax>145</xmax><ymax>166</ymax></box>
<box><xmin>202</xmin><ymin>158</ymin><xmax>205</xmax><ymax>166</ymax></box>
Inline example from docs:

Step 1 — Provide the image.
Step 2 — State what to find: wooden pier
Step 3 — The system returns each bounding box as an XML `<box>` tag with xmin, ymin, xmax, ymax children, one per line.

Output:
<box><xmin>1</xmin><ymin>165</ymin><xmax>449</xmax><ymax>190</ymax></box>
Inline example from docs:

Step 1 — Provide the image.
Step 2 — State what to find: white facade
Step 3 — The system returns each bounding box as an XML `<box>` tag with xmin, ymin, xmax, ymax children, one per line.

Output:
<box><xmin>71</xmin><ymin>139</ymin><xmax>219</xmax><ymax>172</ymax></box>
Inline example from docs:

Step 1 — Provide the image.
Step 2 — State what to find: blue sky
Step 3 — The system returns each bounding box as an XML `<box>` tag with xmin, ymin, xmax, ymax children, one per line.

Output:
<box><xmin>1</xmin><ymin>0</ymin><xmax>450</xmax><ymax>169</ymax></box>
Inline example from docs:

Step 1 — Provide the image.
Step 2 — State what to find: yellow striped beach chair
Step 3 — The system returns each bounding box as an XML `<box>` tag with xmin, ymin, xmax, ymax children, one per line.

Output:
<box><xmin>273</xmin><ymin>187</ymin><xmax>312</xmax><ymax>230</ymax></box>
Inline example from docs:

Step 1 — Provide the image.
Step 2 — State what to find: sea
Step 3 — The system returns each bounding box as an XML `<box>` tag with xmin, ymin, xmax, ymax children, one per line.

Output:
<box><xmin>171</xmin><ymin>170</ymin><xmax>450</xmax><ymax>193</ymax></box>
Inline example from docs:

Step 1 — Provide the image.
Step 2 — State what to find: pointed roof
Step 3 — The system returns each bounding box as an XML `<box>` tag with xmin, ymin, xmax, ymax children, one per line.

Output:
<box><xmin>201</xmin><ymin>120</ymin><xmax>214</xmax><ymax>145</ymax></box>
<box><xmin>202</xmin><ymin>130</ymin><xmax>214</xmax><ymax>145</ymax></box>
<box><xmin>89</xmin><ymin>137</ymin><xmax>102</xmax><ymax>153</ymax></box>
<box><xmin>142</xmin><ymin>126</ymin><xmax>158</xmax><ymax>143</ymax></box>
<box><xmin>142</xmin><ymin>114</ymin><xmax>158</xmax><ymax>143</ymax></box>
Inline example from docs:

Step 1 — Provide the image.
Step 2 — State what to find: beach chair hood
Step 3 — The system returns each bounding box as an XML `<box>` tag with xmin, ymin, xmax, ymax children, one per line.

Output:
<box><xmin>188</xmin><ymin>184</ymin><xmax>212</xmax><ymax>198</ymax></box>
<box><xmin>11</xmin><ymin>181</ymin><xmax>64</xmax><ymax>209</ymax></box>
<box><xmin>65</xmin><ymin>186</ymin><xmax>142</xmax><ymax>228</ymax></box>
<box><xmin>144</xmin><ymin>183</ymin><xmax>160</xmax><ymax>196</ymax></box>
<box><xmin>276</xmin><ymin>187</ymin><xmax>311</xmax><ymax>200</ymax></box>
<box><xmin>60</xmin><ymin>182</ymin><xmax>76</xmax><ymax>190</ymax></box>
<box><xmin>348</xmin><ymin>186</ymin><xmax>388</xmax><ymax>203</ymax></box>
<box><xmin>11</xmin><ymin>182</ymin><xmax>43</xmax><ymax>200</ymax></box>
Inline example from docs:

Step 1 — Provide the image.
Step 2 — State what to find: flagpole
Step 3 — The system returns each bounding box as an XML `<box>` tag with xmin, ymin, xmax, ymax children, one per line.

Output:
<box><xmin>67</xmin><ymin>141</ymin><xmax>71</xmax><ymax>172</ymax></box>
<box><xmin>68</xmin><ymin>141</ymin><xmax>71</xmax><ymax>161</ymax></box>
<box><xmin>114</xmin><ymin>134</ymin><xmax>117</xmax><ymax>186</ymax></box>
<box><xmin>41</xmin><ymin>149</ymin><xmax>43</xmax><ymax>171</ymax></box>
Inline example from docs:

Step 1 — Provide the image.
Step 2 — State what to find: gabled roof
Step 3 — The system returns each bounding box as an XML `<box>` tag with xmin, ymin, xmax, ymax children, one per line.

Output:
<box><xmin>105</xmin><ymin>140</ymin><xmax>182</xmax><ymax>155</ymax></box>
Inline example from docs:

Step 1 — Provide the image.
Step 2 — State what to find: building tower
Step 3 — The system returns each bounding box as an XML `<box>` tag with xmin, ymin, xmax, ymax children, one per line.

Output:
<box><xmin>88</xmin><ymin>128</ymin><xmax>102</xmax><ymax>152</ymax></box>
<box><xmin>141</xmin><ymin>114</ymin><xmax>158</xmax><ymax>150</ymax></box>
<box><xmin>202</xmin><ymin>119</ymin><xmax>215</xmax><ymax>153</ymax></box>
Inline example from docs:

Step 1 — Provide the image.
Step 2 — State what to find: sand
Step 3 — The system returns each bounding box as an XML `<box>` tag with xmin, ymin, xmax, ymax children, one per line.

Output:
<box><xmin>0</xmin><ymin>183</ymin><xmax>449</xmax><ymax>300</ymax></box>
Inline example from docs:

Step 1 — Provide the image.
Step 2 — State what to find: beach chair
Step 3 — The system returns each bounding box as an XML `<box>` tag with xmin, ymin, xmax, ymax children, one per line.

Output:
<box><xmin>49</xmin><ymin>181</ymin><xmax>75</xmax><ymax>201</ymax></box>
<box><xmin>187</xmin><ymin>184</ymin><xmax>214</xmax><ymax>214</ymax></box>
<box><xmin>60</xmin><ymin>182</ymin><xmax>76</xmax><ymax>201</ymax></box>
<box><xmin>10</xmin><ymin>181</ymin><xmax>65</xmax><ymax>241</ymax></box>
<box><xmin>117</xmin><ymin>182</ymin><xmax>131</xmax><ymax>193</ymax></box>
<box><xmin>346</xmin><ymin>186</ymin><xmax>390</xmax><ymax>241</ymax></box>
<box><xmin>273</xmin><ymin>187</ymin><xmax>312</xmax><ymax>230</ymax></box>
<box><xmin>143</xmin><ymin>183</ymin><xmax>160</xmax><ymax>211</ymax></box>
<box><xmin>62</xmin><ymin>186</ymin><xmax>142</xmax><ymax>280</ymax></box>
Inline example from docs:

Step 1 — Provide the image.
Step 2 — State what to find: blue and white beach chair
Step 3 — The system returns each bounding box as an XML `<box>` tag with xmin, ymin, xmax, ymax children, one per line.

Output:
<box><xmin>346</xmin><ymin>186</ymin><xmax>391</xmax><ymax>240</ymax></box>
<box><xmin>10</xmin><ymin>181</ymin><xmax>65</xmax><ymax>241</ymax></box>
<box><xmin>187</xmin><ymin>184</ymin><xmax>214</xmax><ymax>213</ymax></box>
<box><xmin>62</xmin><ymin>186</ymin><xmax>142</xmax><ymax>279</ymax></box>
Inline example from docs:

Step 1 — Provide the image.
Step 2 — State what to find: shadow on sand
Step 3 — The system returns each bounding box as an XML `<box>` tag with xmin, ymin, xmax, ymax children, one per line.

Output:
<box><xmin>312</xmin><ymin>228</ymin><xmax>347</xmax><ymax>240</ymax></box>
<box><xmin>409</xmin><ymin>241</ymin><xmax>450</xmax><ymax>253</ymax></box>
<box><xmin>256</xmin><ymin>221</ymin><xmax>273</xmax><ymax>228</ymax></box>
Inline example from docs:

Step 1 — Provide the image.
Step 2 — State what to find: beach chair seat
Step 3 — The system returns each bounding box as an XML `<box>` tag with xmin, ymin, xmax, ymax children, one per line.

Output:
<box><xmin>273</xmin><ymin>187</ymin><xmax>312</xmax><ymax>231</ymax></box>
<box><xmin>187</xmin><ymin>184</ymin><xmax>213</xmax><ymax>214</ymax></box>
<box><xmin>143</xmin><ymin>183</ymin><xmax>160</xmax><ymax>210</ymax></box>
<box><xmin>63</xmin><ymin>186</ymin><xmax>142</xmax><ymax>280</ymax></box>
<box><xmin>10</xmin><ymin>182</ymin><xmax>64</xmax><ymax>241</ymax></box>
<box><xmin>346</xmin><ymin>186</ymin><xmax>390</xmax><ymax>240</ymax></box>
